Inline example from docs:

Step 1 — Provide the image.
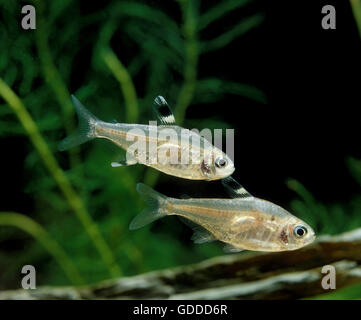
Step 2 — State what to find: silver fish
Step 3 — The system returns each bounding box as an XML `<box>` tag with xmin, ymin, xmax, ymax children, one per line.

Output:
<box><xmin>131</xmin><ymin>177</ymin><xmax>316</xmax><ymax>252</ymax></box>
<box><xmin>59</xmin><ymin>95</ymin><xmax>235</xmax><ymax>180</ymax></box>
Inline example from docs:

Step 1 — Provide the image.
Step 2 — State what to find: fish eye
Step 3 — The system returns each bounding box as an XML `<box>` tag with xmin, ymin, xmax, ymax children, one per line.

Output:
<box><xmin>215</xmin><ymin>157</ymin><xmax>228</xmax><ymax>168</ymax></box>
<box><xmin>293</xmin><ymin>225</ymin><xmax>307</xmax><ymax>238</ymax></box>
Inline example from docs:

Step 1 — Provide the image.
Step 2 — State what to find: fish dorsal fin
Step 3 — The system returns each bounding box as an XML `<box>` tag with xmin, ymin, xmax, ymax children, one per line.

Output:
<box><xmin>223</xmin><ymin>243</ymin><xmax>244</xmax><ymax>253</ymax></box>
<box><xmin>178</xmin><ymin>217</ymin><xmax>216</xmax><ymax>244</ymax></box>
<box><xmin>153</xmin><ymin>95</ymin><xmax>177</xmax><ymax>125</ymax></box>
<box><xmin>221</xmin><ymin>176</ymin><xmax>253</xmax><ymax>199</ymax></box>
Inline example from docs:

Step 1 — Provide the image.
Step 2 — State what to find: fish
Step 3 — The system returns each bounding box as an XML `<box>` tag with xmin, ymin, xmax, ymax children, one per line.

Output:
<box><xmin>130</xmin><ymin>177</ymin><xmax>316</xmax><ymax>252</ymax></box>
<box><xmin>58</xmin><ymin>95</ymin><xmax>235</xmax><ymax>180</ymax></box>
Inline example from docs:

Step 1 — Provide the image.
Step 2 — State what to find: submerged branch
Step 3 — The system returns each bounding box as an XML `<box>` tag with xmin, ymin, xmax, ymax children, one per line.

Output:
<box><xmin>1</xmin><ymin>228</ymin><xmax>361</xmax><ymax>299</ymax></box>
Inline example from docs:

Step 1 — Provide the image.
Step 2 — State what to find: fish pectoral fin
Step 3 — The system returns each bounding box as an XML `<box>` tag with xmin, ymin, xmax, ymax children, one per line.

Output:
<box><xmin>223</xmin><ymin>243</ymin><xmax>245</xmax><ymax>253</ymax></box>
<box><xmin>111</xmin><ymin>153</ymin><xmax>138</xmax><ymax>167</ymax></box>
<box><xmin>221</xmin><ymin>176</ymin><xmax>253</xmax><ymax>199</ymax></box>
<box><xmin>153</xmin><ymin>96</ymin><xmax>177</xmax><ymax>125</ymax></box>
<box><xmin>111</xmin><ymin>160</ymin><xmax>137</xmax><ymax>167</ymax></box>
<box><xmin>178</xmin><ymin>217</ymin><xmax>216</xmax><ymax>244</ymax></box>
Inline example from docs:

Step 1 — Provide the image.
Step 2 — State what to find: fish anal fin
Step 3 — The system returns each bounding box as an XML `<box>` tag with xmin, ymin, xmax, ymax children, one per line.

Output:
<box><xmin>223</xmin><ymin>243</ymin><xmax>244</xmax><ymax>253</ymax></box>
<box><xmin>192</xmin><ymin>228</ymin><xmax>217</xmax><ymax>244</ymax></box>
<box><xmin>178</xmin><ymin>217</ymin><xmax>216</xmax><ymax>244</ymax></box>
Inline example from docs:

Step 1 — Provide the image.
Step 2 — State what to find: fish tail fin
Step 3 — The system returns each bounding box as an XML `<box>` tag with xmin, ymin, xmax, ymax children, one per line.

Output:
<box><xmin>58</xmin><ymin>95</ymin><xmax>100</xmax><ymax>151</ymax></box>
<box><xmin>129</xmin><ymin>183</ymin><xmax>168</xmax><ymax>230</ymax></box>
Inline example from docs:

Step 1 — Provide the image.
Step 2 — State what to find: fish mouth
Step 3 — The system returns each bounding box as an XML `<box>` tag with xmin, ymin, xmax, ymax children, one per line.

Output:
<box><xmin>221</xmin><ymin>165</ymin><xmax>235</xmax><ymax>179</ymax></box>
<box><xmin>230</xmin><ymin>168</ymin><xmax>235</xmax><ymax>176</ymax></box>
<box><xmin>309</xmin><ymin>232</ymin><xmax>316</xmax><ymax>243</ymax></box>
<box><xmin>213</xmin><ymin>170</ymin><xmax>234</xmax><ymax>181</ymax></box>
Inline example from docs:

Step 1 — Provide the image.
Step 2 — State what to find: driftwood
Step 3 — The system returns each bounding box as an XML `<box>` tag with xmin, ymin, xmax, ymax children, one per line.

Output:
<box><xmin>1</xmin><ymin>228</ymin><xmax>361</xmax><ymax>300</ymax></box>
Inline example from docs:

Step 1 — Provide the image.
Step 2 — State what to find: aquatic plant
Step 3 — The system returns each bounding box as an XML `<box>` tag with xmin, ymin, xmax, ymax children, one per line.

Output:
<box><xmin>0</xmin><ymin>0</ymin><xmax>265</xmax><ymax>287</ymax></box>
<box><xmin>0</xmin><ymin>1</ymin><xmax>360</xmax><ymax>300</ymax></box>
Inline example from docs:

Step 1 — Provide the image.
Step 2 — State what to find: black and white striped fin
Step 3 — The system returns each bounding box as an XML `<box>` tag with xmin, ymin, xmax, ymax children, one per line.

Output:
<box><xmin>221</xmin><ymin>176</ymin><xmax>253</xmax><ymax>199</ymax></box>
<box><xmin>153</xmin><ymin>95</ymin><xmax>176</xmax><ymax>125</ymax></box>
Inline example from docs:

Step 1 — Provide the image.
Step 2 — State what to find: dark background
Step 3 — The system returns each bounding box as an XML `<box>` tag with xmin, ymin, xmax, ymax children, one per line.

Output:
<box><xmin>144</xmin><ymin>0</ymin><xmax>361</xmax><ymax>205</ymax></box>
